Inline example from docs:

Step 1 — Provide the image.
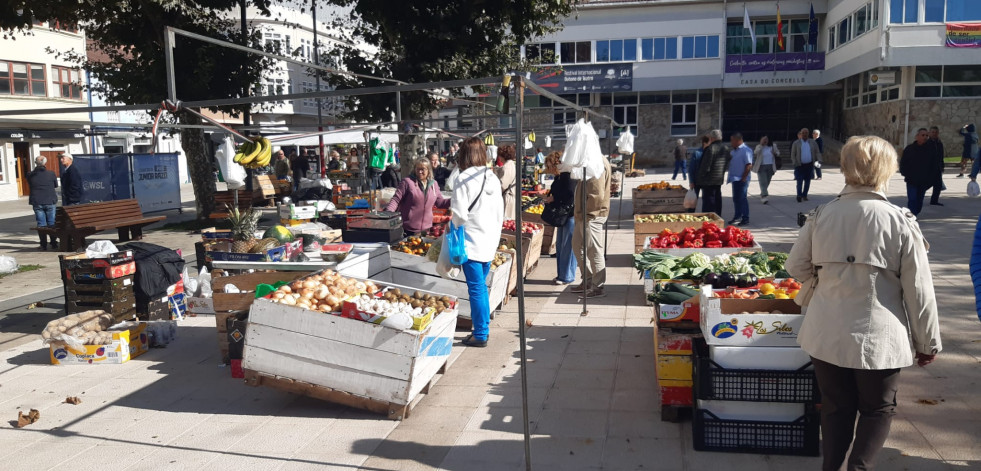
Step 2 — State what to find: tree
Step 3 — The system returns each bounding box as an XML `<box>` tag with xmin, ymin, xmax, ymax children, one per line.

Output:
<box><xmin>0</xmin><ymin>1</ymin><xmax>275</xmax><ymax>219</ymax></box>
<box><xmin>321</xmin><ymin>0</ymin><xmax>575</xmax><ymax>176</ymax></box>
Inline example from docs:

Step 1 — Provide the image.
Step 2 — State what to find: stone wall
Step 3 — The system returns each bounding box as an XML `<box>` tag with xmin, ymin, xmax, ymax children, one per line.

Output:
<box><xmin>842</xmin><ymin>98</ymin><xmax>981</xmax><ymax>156</ymax></box>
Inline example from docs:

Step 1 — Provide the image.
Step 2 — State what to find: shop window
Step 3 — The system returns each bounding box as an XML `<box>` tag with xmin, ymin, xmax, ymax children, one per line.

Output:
<box><xmin>52</xmin><ymin>66</ymin><xmax>83</xmax><ymax>100</ymax></box>
<box><xmin>0</xmin><ymin>61</ymin><xmax>46</xmax><ymax>96</ymax></box>
<box><xmin>845</xmin><ymin>68</ymin><xmax>901</xmax><ymax>108</ymax></box>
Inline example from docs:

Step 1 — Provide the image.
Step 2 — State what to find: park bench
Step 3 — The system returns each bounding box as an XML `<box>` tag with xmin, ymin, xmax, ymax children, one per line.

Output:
<box><xmin>208</xmin><ymin>189</ymin><xmax>257</xmax><ymax>219</ymax></box>
<box><xmin>32</xmin><ymin>199</ymin><xmax>166</xmax><ymax>252</ymax></box>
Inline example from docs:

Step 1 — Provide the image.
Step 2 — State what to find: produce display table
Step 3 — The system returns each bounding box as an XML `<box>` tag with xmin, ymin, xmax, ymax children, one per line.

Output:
<box><xmin>210</xmin><ymin>243</ymin><xmax>391</xmax><ymax>279</ymax></box>
<box><xmin>633</xmin><ymin>213</ymin><xmax>725</xmax><ymax>253</ymax></box>
<box><xmin>388</xmin><ymin>250</ymin><xmax>513</xmax><ymax>320</ymax></box>
<box><xmin>242</xmin><ymin>281</ymin><xmax>459</xmax><ymax>420</ymax></box>
<box><xmin>522</xmin><ymin>212</ymin><xmax>555</xmax><ymax>255</ymax></box>
<box><xmin>500</xmin><ymin>229</ymin><xmax>543</xmax><ymax>280</ymax></box>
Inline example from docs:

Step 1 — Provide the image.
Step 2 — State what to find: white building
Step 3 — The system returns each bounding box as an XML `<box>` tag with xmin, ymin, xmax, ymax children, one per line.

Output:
<box><xmin>519</xmin><ymin>0</ymin><xmax>981</xmax><ymax>164</ymax></box>
<box><xmin>0</xmin><ymin>21</ymin><xmax>90</xmax><ymax>202</ymax></box>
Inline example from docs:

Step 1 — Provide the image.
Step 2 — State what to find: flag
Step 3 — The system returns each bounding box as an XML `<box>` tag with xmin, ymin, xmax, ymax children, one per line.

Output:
<box><xmin>776</xmin><ymin>4</ymin><xmax>784</xmax><ymax>51</ymax></box>
<box><xmin>743</xmin><ymin>6</ymin><xmax>756</xmax><ymax>46</ymax></box>
<box><xmin>808</xmin><ymin>3</ymin><xmax>818</xmax><ymax>51</ymax></box>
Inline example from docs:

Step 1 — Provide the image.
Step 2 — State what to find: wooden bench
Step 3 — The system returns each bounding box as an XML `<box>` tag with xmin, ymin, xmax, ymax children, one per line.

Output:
<box><xmin>32</xmin><ymin>199</ymin><xmax>166</xmax><ymax>251</ymax></box>
<box><xmin>209</xmin><ymin>190</ymin><xmax>256</xmax><ymax>219</ymax></box>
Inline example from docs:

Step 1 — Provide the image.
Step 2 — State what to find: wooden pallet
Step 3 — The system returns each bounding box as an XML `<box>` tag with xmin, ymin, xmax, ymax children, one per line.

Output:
<box><xmin>242</xmin><ymin>355</ymin><xmax>451</xmax><ymax>420</ymax></box>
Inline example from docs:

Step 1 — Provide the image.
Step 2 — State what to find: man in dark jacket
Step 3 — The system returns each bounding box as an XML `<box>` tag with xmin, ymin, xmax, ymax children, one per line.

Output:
<box><xmin>27</xmin><ymin>156</ymin><xmax>59</xmax><ymax>250</ymax></box>
<box><xmin>901</xmin><ymin>128</ymin><xmax>934</xmax><ymax>216</ymax></box>
<box><xmin>696</xmin><ymin>129</ymin><xmax>728</xmax><ymax>216</ymax></box>
<box><xmin>290</xmin><ymin>151</ymin><xmax>309</xmax><ymax>192</ymax></box>
<box><xmin>59</xmin><ymin>153</ymin><xmax>83</xmax><ymax>205</ymax></box>
<box><xmin>928</xmin><ymin>126</ymin><xmax>945</xmax><ymax>206</ymax></box>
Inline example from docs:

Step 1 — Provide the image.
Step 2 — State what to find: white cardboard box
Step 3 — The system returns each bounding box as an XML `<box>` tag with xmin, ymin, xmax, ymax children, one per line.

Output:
<box><xmin>699</xmin><ymin>286</ymin><xmax>804</xmax><ymax>347</ymax></box>
<box><xmin>709</xmin><ymin>346</ymin><xmax>812</xmax><ymax>370</ymax></box>
<box><xmin>697</xmin><ymin>400</ymin><xmax>805</xmax><ymax>422</ymax></box>
<box><xmin>187</xmin><ymin>297</ymin><xmax>215</xmax><ymax>315</ymax></box>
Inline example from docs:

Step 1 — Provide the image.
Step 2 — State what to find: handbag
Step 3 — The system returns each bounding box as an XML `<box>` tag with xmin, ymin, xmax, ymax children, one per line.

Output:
<box><xmin>445</xmin><ymin>170</ymin><xmax>487</xmax><ymax>265</ymax></box>
<box><xmin>542</xmin><ymin>201</ymin><xmax>573</xmax><ymax>227</ymax></box>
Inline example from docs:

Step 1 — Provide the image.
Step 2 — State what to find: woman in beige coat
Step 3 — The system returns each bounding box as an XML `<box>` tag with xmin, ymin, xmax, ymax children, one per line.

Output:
<box><xmin>786</xmin><ymin>135</ymin><xmax>941</xmax><ymax>471</ymax></box>
<box><xmin>494</xmin><ymin>144</ymin><xmax>517</xmax><ymax>221</ymax></box>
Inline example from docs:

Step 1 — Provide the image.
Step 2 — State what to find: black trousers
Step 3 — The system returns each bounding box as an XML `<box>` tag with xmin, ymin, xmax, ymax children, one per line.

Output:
<box><xmin>812</xmin><ymin>357</ymin><xmax>901</xmax><ymax>471</ymax></box>
<box><xmin>930</xmin><ymin>178</ymin><xmax>943</xmax><ymax>204</ymax></box>
<box><xmin>700</xmin><ymin>185</ymin><xmax>722</xmax><ymax>216</ymax></box>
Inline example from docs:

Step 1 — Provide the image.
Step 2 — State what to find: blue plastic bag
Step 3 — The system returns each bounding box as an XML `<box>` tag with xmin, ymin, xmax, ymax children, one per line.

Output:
<box><xmin>446</xmin><ymin>222</ymin><xmax>468</xmax><ymax>265</ymax></box>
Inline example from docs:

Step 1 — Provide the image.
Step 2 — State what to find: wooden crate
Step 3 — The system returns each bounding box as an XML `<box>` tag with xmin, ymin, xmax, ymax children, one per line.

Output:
<box><xmin>389</xmin><ymin>250</ymin><xmax>512</xmax><ymax>319</ymax></box>
<box><xmin>634</xmin><ymin>212</ymin><xmax>724</xmax><ymax>234</ymax></box>
<box><xmin>632</xmin><ymin>187</ymin><xmax>687</xmax><ymax>215</ymax></box>
<box><xmin>242</xmin><ymin>295</ymin><xmax>458</xmax><ymax>419</ymax></box>
<box><xmin>521</xmin><ymin>212</ymin><xmax>555</xmax><ymax>255</ymax></box>
<box><xmin>500</xmin><ymin>229</ymin><xmax>543</xmax><ymax>280</ymax></box>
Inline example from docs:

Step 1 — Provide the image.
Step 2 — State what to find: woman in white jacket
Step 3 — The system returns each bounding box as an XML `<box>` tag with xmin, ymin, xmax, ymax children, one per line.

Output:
<box><xmin>751</xmin><ymin>136</ymin><xmax>779</xmax><ymax>204</ymax></box>
<box><xmin>452</xmin><ymin>137</ymin><xmax>504</xmax><ymax>347</ymax></box>
<box><xmin>786</xmin><ymin>135</ymin><xmax>941</xmax><ymax>471</ymax></box>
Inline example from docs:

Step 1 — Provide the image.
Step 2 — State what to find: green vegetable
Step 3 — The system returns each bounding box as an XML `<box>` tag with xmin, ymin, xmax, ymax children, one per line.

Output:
<box><xmin>663</xmin><ymin>282</ymin><xmax>699</xmax><ymax>297</ymax></box>
<box><xmin>774</xmin><ymin>269</ymin><xmax>791</xmax><ymax>278</ymax></box>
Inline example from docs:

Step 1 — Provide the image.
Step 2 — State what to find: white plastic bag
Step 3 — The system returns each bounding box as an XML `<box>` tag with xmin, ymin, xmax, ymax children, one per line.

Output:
<box><xmin>814</xmin><ymin>161</ymin><xmax>822</xmax><ymax>169</ymax></box>
<box><xmin>969</xmin><ymin>180</ymin><xmax>980</xmax><ymax>197</ymax></box>
<box><xmin>85</xmin><ymin>241</ymin><xmax>118</xmax><ymax>259</ymax></box>
<box><xmin>683</xmin><ymin>189</ymin><xmax>698</xmax><ymax>209</ymax></box>
<box><xmin>198</xmin><ymin>266</ymin><xmax>213</xmax><ymax>298</ymax></box>
<box><xmin>435</xmin><ymin>234</ymin><xmax>461</xmax><ymax>280</ymax></box>
<box><xmin>215</xmin><ymin>137</ymin><xmax>247</xmax><ymax>190</ymax></box>
<box><xmin>182</xmin><ymin>267</ymin><xmax>199</xmax><ymax>298</ymax></box>
<box><xmin>616</xmin><ymin>130</ymin><xmax>635</xmax><ymax>154</ymax></box>
<box><xmin>486</xmin><ymin>145</ymin><xmax>498</xmax><ymax>165</ymax></box>
<box><xmin>562</xmin><ymin>119</ymin><xmax>606</xmax><ymax>181</ymax></box>
<box><xmin>0</xmin><ymin>255</ymin><xmax>17</xmax><ymax>275</ymax></box>
<box><xmin>380</xmin><ymin>311</ymin><xmax>413</xmax><ymax>331</ymax></box>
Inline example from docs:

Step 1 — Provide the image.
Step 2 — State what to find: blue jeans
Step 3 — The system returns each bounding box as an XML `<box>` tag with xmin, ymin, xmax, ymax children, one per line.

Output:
<box><xmin>463</xmin><ymin>259</ymin><xmax>492</xmax><ymax>340</ymax></box>
<box><xmin>795</xmin><ymin>163</ymin><xmax>814</xmax><ymax>198</ymax></box>
<box><xmin>730</xmin><ymin>180</ymin><xmax>749</xmax><ymax>222</ymax></box>
<box><xmin>555</xmin><ymin>217</ymin><xmax>577</xmax><ymax>283</ymax></box>
<box><xmin>906</xmin><ymin>183</ymin><xmax>929</xmax><ymax>215</ymax></box>
<box><xmin>33</xmin><ymin>204</ymin><xmax>56</xmax><ymax>247</ymax></box>
<box><xmin>672</xmin><ymin>160</ymin><xmax>687</xmax><ymax>180</ymax></box>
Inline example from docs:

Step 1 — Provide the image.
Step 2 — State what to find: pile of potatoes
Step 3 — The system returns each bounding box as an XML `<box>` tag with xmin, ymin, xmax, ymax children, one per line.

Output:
<box><xmin>41</xmin><ymin>310</ymin><xmax>115</xmax><ymax>345</ymax></box>
<box><xmin>269</xmin><ymin>269</ymin><xmax>381</xmax><ymax>313</ymax></box>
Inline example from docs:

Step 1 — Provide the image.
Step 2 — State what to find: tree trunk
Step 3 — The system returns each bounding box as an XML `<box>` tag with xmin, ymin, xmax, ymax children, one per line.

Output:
<box><xmin>398</xmin><ymin>133</ymin><xmax>426</xmax><ymax>181</ymax></box>
<box><xmin>179</xmin><ymin>111</ymin><xmax>217</xmax><ymax>219</ymax></box>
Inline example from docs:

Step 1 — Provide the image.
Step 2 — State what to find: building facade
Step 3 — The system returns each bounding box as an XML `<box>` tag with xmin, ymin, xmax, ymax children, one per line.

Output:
<box><xmin>519</xmin><ymin>0</ymin><xmax>980</xmax><ymax>165</ymax></box>
<box><xmin>0</xmin><ymin>21</ymin><xmax>89</xmax><ymax>202</ymax></box>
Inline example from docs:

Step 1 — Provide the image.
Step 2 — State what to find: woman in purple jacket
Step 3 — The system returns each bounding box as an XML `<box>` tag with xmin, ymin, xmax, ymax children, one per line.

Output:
<box><xmin>385</xmin><ymin>157</ymin><xmax>451</xmax><ymax>236</ymax></box>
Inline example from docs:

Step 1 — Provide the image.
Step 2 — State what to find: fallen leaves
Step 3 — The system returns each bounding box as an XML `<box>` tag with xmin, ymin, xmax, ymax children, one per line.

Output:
<box><xmin>16</xmin><ymin>409</ymin><xmax>40</xmax><ymax>428</ymax></box>
<box><xmin>916</xmin><ymin>399</ymin><xmax>939</xmax><ymax>405</ymax></box>
<box><xmin>65</xmin><ymin>396</ymin><xmax>82</xmax><ymax>405</ymax></box>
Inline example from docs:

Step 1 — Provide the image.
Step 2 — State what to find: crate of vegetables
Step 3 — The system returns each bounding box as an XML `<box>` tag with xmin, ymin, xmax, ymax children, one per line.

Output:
<box><xmin>644</xmin><ymin>222</ymin><xmax>762</xmax><ymax>256</ymax></box>
<box><xmin>634</xmin><ymin>213</ymin><xmax>724</xmax><ymax>253</ymax></box>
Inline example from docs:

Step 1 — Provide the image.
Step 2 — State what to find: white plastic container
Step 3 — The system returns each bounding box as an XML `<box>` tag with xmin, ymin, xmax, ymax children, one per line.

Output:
<box><xmin>709</xmin><ymin>346</ymin><xmax>812</xmax><ymax>370</ymax></box>
<box><xmin>697</xmin><ymin>400</ymin><xmax>805</xmax><ymax>422</ymax></box>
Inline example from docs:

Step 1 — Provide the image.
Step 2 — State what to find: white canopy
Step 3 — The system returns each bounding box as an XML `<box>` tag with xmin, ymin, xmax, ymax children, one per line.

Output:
<box><xmin>271</xmin><ymin>129</ymin><xmax>399</xmax><ymax>147</ymax></box>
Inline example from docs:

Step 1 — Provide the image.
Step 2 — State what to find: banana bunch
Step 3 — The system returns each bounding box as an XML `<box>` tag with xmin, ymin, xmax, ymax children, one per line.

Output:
<box><xmin>233</xmin><ymin>137</ymin><xmax>273</xmax><ymax>169</ymax></box>
<box><xmin>484</xmin><ymin>133</ymin><xmax>495</xmax><ymax>146</ymax></box>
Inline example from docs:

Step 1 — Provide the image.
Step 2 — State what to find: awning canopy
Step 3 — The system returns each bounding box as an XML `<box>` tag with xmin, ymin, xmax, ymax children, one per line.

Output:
<box><xmin>270</xmin><ymin>129</ymin><xmax>400</xmax><ymax>147</ymax></box>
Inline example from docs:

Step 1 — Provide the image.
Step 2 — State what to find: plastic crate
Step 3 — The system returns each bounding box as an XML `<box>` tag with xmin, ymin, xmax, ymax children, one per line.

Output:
<box><xmin>693</xmin><ymin>339</ymin><xmax>820</xmax><ymax>403</ymax></box>
<box><xmin>692</xmin><ymin>409</ymin><xmax>820</xmax><ymax>456</ymax></box>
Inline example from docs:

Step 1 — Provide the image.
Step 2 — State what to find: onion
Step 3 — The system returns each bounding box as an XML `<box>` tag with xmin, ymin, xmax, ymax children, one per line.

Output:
<box><xmin>283</xmin><ymin>296</ymin><xmax>297</xmax><ymax>305</ymax></box>
<box><xmin>280</xmin><ymin>285</ymin><xmax>292</xmax><ymax>294</ymax></box>
<box><xmin>315</xmin><ymin>287</ymin><xmax>329</xmax><ymax>300</ymax></box>
<box><xmin>325</xmin><ymin>295</ymin><xmax>340</xmax><ymax>306</ymax></box>
<box><xmin>354</xmin><ymin>281</ymin><xmax>366</xmax><ymax>291</ymax></box>
<box><xmin>272</xmin><ymin>292</ymin><xmax>285</xmax><ymax>300</ymax></box>
<box><xmin>300</xmin><ymin>289</ymin><xmax>314</xmax><ymax>299</ymax></box>
<box><xmin>302</xmin><ymin>279</ymin><xmax>317</xmax><ymax>290</ymax></box>
<box><xmin>290</xmin><ymin>281</ymin><xmax>304</xmax><ymax>291</ymax></box>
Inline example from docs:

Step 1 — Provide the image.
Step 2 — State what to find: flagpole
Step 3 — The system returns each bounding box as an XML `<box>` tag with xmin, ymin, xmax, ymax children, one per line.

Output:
<box><xmin>773</xmin><ymin>2</ymin><xmax>779</xmax><ymax>75</ymax></box>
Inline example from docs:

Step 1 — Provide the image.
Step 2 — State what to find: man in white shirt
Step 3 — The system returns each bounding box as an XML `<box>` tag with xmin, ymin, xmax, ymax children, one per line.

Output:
<box><xmin>791</xmin><ymin>128</ymin><xmax>821</xmax><ymax>202</ymax></box>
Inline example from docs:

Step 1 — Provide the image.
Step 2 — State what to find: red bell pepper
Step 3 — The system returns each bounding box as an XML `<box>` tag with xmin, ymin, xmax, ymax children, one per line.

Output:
<box><xmin>705</xmin><ymin>240</ymin><xmax>723</xmax><ymax>248</ymax></box>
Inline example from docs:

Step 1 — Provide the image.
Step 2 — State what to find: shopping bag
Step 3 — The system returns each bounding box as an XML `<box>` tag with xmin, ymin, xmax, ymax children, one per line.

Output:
<box><xmin>541</xmin><ymin>202</ymin><xmax>573</xmax><ymax>227</ymax></box>
<box><xmin>445</xmin><ymin>221</ymin><xmax>468</xmax><ymax>265</ymax></box>
<box><xmin>436</xmin><ymin>234</ymin><xmax>461</xmax><ymax>279</ymax></box>
<box><xmin>969</xmin><ymin>180</ymin><xmax>980</xmax><ymax>197</ymax></box>
<box><xmin>683</xmin><ymin>189</ymin><xmax>697</xmax><ymax>209</ymax></box>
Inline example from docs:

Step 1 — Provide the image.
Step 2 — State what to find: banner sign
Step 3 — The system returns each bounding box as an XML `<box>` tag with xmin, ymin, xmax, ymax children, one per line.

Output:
<box><xmin>725</xmin><ymin>52</ymin><xmax>826</xmax><ymax>73</ymax></box>
<box><xmin>132</xmin><ymin>153</ymin><xmax>181</xmax><ymax>213</ymax></box>
<box><xmin>946</xmin><ymin>23</ymin><xmax>981</xmax><ymax>48</ymax></box>
<box><xmin>71</xmin><ymin>155</ymin><xmax>115</xmax><ymax>204</ymax></box>
<box><xmin>531</xmin><ymin>64</ymin><xmax>633</xmax><ymax>93</ymax></box>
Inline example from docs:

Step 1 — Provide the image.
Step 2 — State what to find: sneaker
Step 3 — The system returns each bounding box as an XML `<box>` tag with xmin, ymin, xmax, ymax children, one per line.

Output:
<box><xmin>797</xmin><ymin>196</ymin><xmax>802</xmax><ymax>203</ymax></box>
<box><xmin>581</xmin><ymin>288</ymin><xmax>606</xmax><ymax>299</ymax></box>
<box><xmin>957</xmin><ymin>174</ymin><xmax>965</xmax><ymax>178</ymax></box>
<box><xmin>554</xmin><ymin>278</ymin><xmax>572</xmax><ymax>285</ymax></box>
<box><xmin>803</xmin><ymin>196</ymin><xmax>809</xmax><ymax>201</ymax></box>
<box><xmin>761</xmin><ymin>197</ymin><xmax>768</xmax><ymax>204</ymax></box>
<box><xmin>727</xmin><ymin>219</ymin><xmax>740</xmax><ymax>226</ymax></box>
<box><xmin>739</xmin><ymin>219</ymin><xmax>749</xmax><ymax>226</ymax></box>
<box><xmin>930</xmin><ymin>202</ymin><xmax>944</xmax><ymax>206</ymax></box>
<box><xmin>462</xmin><ymin>334</ymin><xmax>487</xmax><ymax>348</ymax></box>
<box><xmin>570</xmin><ymin>283</ymin><xmax>588</xmax><ymax>293</ymax></box>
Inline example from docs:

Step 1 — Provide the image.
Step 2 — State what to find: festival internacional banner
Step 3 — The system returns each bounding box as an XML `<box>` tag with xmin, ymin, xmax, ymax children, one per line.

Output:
<box><xmin>531</xmin><ymin>64</ymin><xmax>633</xmax><ymax>93</ymax></box>
<box><xmin>946</xmin><ymin>23</ymin><xmax>981</xmax><ymax>48</ymax></box>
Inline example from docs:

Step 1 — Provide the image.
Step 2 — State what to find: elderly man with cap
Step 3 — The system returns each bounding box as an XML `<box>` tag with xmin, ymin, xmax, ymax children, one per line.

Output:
<box><xmin>59</xmin><ymin>153</ymin><xmax>83</xmax><ymax>206</ymax></box>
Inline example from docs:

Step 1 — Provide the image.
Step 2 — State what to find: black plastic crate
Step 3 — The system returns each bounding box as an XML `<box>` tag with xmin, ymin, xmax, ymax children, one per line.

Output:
<box><xmin>692</xmin><ymin>409</ymin><xmax>821</xmax><ymax>456</ymax></box>
<box><xmin>693</xmin><ymin>339</ymin><xmax>820</xmax><ymax>403</ymax></box>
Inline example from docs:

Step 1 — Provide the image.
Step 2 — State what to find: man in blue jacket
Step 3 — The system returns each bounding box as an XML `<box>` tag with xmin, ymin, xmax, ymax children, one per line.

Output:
<box><xmin>59</xmin><ymin>153</ymin><xmax>83</xmax><ymax>205</ymax></box>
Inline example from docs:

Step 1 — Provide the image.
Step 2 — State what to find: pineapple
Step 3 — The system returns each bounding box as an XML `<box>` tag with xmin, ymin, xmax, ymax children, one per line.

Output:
<box><xmin>226</xmin><ymin>205</ymin><xmax>260</xmax><ymax>253</ymax></box>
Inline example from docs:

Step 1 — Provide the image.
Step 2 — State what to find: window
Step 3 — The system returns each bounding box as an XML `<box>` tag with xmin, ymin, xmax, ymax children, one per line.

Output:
<box><xmin>948</xmin><ymin>0</ymin><xmax>981</xmax><ymax>21</ymax></box>
<box><xmin>915</xmin><ymin>65</ymin><xmax>981</xmax><ymax>98</ymax></box>
<box><xmin>299</xmin><ymin>38</ymin><xmax>313</xmax><ymax>61</ymax></box>
<box><xmin>52</xmin><ymin>66</ymin><xmax>82</xmax><ymax>100</ymax></box>
<box><xmin>263</xmin><ymin>78</ymin><xmax>289</xmax><ymax>96</ymax></box>
<box><xmin>900</xmin><ymin>0</ymin><xmax>981</xmax><ymax>23</ymax></box>
<box><xmin>560</xmin><ymin>41</ymin><xmax>591</xmax><ymax>64</ymax></box>
<box><xmin>829</xmin><ymin>3</ymin><xmax>878</xmax><ymax>51</ymax></box>
<box><xmin>595</xmin><ymin>39</ymin><xmax>637</xmax><ymax>62</ymax></box>
<box><xmin>729</xmin><ymin>19</ymin><xmax>815</xmax><ymax>54</ymax></box>
<box><xmin>844</xmin><ymin>68</ymin><xmax>901</xmax><ymax>108</ymax></box>
<box><xmin>263</xmin><ymin>31</ymin><xmax>290</xmax><ymax>55</ymax></box>
<box><xmin>525</xmin><ymin>43</ymin><xmax>557</xmax><ymax>64</ymax></box>
<box><xmin>0</xmin><ymin>61</ymin><xmax>46</xmax><ymax>96</ymax></box>
<box><xmin>671</xmin><ymin>90</ymin><xmax>698</xmax><ymax>136</ymax></box>
<box><xmin>680</xmin><ymin>35</ymin><xmax>719</xmax><ymax>59</ymax></box>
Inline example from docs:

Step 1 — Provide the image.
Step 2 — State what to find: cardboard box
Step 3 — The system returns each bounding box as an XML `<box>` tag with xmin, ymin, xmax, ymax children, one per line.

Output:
<box><xmin>205</xmin><ymin>240</ymin><xmax>288</xmax><ymax>263</ymax></box>
<box><xmin>656</xmin><ymin>299</ymin><xmax>700</xmax><ymax>323</ymax></box>
<box><xmin>699</xmin><ymin>286</ymin><xmax>804</xmax><ymax>347</ymax></box>
<box><xmin>49</xmin><ymin>323</ymin><xmax>149</xmax><ymax>365</ymax></box>
<box><xmin>187</xmin><ymin>296</ymin><xmax>215</xmax><ymax>315</ymax></box>
<box><xmin>632</xmin><ymin>187</ymin><xmax>687</xmax><ymax>214</ymax></box>
<box><xmin>659</xmin><ymin>379</ymin><xmax>694</xmax><ymax>406</ymax></box>
<box><xmin>279</xmin><ymin>204</ymin><xmax>319</xmax><ymax>220</ymax></box>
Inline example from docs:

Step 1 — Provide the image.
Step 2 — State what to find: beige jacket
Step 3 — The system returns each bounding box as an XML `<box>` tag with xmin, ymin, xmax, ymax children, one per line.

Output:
<box><xmin>790</xmin><ymin>138</ymin><xmax>821</xmax><ymax>167</ymax></box>
<box><xmin>494</xmin><ymin>160</ymin><xmax>516</xmax><ymax>221</ymax></box>
<box><xmin>786</xmin><ymin>186</ymin><xmax>942</xmax><ymax>370</ymax></box>
<box><xmin>574</xmin><ymin>157</ymin><xmax>612</xmax><ymax>220</ymax></box>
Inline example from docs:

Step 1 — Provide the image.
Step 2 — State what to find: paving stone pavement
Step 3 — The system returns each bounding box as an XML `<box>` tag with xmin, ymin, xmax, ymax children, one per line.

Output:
<box><xmin>0</xmin><ymin>167</ymin><xmax>978</xmax><ymax>470</ymax></box>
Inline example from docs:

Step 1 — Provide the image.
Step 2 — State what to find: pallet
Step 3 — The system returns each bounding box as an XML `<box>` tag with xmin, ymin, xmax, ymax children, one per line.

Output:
<box><xmin>661</xmin><ymin>404</ymin><xmax>692</xmax><ymax>423</ymax></box>
<box><xmin>243</xmin><ymin>355</ymin><xmax>451</xmax><ymax>420</ymax></box>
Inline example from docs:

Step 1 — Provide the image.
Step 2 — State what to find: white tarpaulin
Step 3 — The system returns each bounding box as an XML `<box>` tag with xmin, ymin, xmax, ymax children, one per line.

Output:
<box><xmin>272</xmin><ymin>129</ymin><xmax>399</xmax><ymax>147</ymax></box>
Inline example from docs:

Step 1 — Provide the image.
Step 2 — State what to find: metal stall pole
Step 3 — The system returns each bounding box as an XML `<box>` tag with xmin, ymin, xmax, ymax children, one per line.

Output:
<box><xmin>512</xmin><ymin>75</ymin><xmax>533</xmax><ymax>471</ymax></box>
<box><xmin>613</xmin><ymin>121</ymin><xmax>625</xmax><ymax>230</ymax></box>
<box><xmin>312</xmin><ymin>1</ymin><xmax>326</xmax><ymax>177</ymax></box>
<box><xmin>581</xmin><ymin>112</ymin><xmax>590</xmax><ymax>318</ymax></box>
